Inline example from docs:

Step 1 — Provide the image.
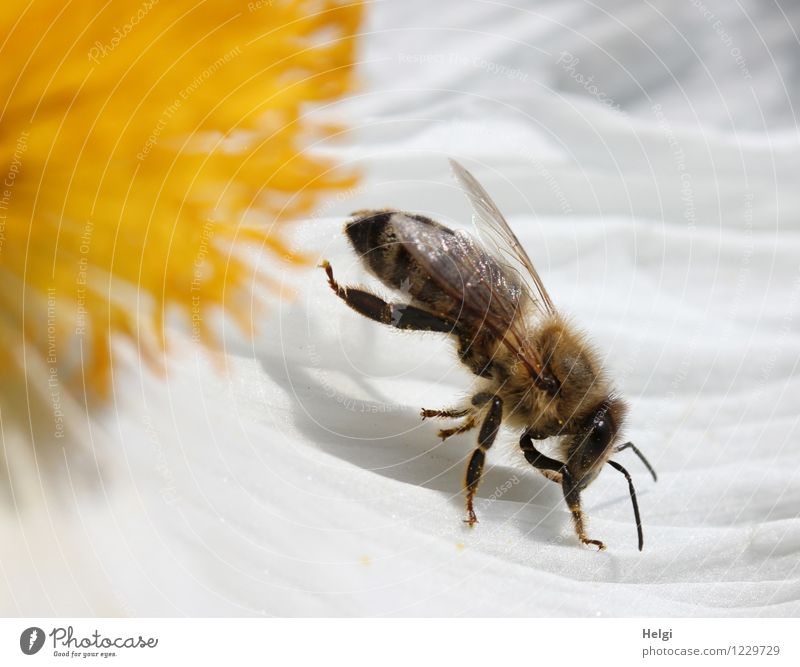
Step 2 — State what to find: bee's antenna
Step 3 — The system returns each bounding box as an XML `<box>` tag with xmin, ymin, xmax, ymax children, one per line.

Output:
<box><xmin>614</xmin><ymin>441</ymin><xmax>657</xmax><ymax>482</ymax></box>
<box><xmin>606</xmin><ymin>460</ymin><xmax>643</xmax><ymax>552</ymax></box>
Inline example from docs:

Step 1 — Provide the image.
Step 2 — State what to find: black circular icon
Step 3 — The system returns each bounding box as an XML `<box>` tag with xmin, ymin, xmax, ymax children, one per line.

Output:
<box><xmin>20</xmin><ymin>627</ymin><xmax>45</xmax><ymax>655</ymax></box>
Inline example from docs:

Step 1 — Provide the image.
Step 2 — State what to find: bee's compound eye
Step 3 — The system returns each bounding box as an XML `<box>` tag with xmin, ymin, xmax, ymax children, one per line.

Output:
<box><xmin>588</xmin><ymin>413</ymin><xmax>613</xmax><ymax>454</ymax></box>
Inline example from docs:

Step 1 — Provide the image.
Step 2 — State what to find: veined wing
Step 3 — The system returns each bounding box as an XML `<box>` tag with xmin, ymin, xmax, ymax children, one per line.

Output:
<box><xmin>390</xmin><ymin>212</ymin><xmax>557</xmax><ymax>393</ymax></box>
<box><xmin>449</xmin><ymin>158</ymin><xmax>557</xmax><ymax>316</ymax></box>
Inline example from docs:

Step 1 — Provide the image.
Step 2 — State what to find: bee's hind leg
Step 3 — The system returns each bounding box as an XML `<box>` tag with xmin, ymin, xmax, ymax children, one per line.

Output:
<box><xmin>320</xmin><ymin>261</ymin><xmax>454</xmax><ymax>333</ymax></box>
<box><xmin>464</xmin><ymin>396</ymin><xmax>503</xmax><ymax>527</ymax></box>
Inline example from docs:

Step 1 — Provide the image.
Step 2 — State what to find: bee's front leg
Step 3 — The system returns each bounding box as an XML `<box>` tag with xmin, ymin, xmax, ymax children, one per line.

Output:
<box><xmin>519</xmin><ymin>433</ymin><xmax>604</xmax><ymax>549</ymax></box>
<box><xmin>562</xmin><ymin>471</ymin><xmax>605</xmax><ymax>551</ymax></box>
<box><xmin>519</xmin><ymin>431</ymin><xmax>562</xmax><ymax>470</ymax></box>
<box><xmin>538</xmin><ymin>469</ymin><xmax>563</xmax><ymax>484</ymax></box>
<box><xmin>519</xmin><ymin>430</ymin><xmax>561</xmax><ymax>484</ymax></box>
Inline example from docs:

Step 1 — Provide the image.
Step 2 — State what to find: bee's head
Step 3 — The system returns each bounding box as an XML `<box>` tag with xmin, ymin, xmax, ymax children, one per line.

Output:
<box><xmin>549</xmin><ymin>398</ymin><xmax>653</xmax><ymax>551</ymax></box>
<box><xmin>564</xmin><ymin>397</ymin><xmax>627</xmax><ymax>491</ymax></box>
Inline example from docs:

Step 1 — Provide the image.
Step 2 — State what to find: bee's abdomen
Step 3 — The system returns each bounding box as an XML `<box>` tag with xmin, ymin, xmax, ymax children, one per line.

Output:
<box><xmin>345</xmin><ymin>210</ymin><xmax>393</xmax><ymax>264</ymax></box>
<box><xmin>345</xmin><ymin>210</ymin><xmax>449</xmax><ymax>308</ymax></box>
<box><xmin>344</xmin><ymin>210</ymin><xmax>503</xmax><ymax>380</ymax></box>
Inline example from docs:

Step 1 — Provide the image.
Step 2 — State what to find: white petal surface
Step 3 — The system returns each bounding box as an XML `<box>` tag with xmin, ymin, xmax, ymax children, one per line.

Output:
<box><xmin>2</xmin><ymin>0</ymin><xmax>799</xmax><ymax>616</ymax></box>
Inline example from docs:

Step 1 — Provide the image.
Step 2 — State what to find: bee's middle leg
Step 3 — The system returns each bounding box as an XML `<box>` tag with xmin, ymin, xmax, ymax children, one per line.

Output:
<box><xmin>420</xmin><ymin>407</ymin><xmax>470</xmax><ymax>420</ymax></box>
<box><xmin>421</xmin><ymin>392</ymin><xmax>492</xmax><ymax>439</ymax></box>
<box><xmin>464</xmin><ymin>396</ymin><xmax>503</xmax><ymax>527</ymax></box>
<box><xmin>436</xmin><ymin>414</ymin><xmax>477</xmax><ymax>441</ymax></box>
<box><xmin>421</xmin><ymin>391</ymin><xmax>491</xmax><ymax>419</ymax></box>
<box><xmin>321</xmin><ymin>261</ymin><xmax>454</xmax><ymax>333</ymax></box>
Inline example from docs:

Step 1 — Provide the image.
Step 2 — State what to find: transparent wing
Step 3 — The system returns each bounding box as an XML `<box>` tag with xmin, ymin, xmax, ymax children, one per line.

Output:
<box><xmin>391</xmin><ymin>213</ymin><xmax>555</xmax><ymax>389</ymax></box>
<box><xmin>449</xmin><ymin>158</ymin><xmax>557</xmax><ymax>316</ymax></box>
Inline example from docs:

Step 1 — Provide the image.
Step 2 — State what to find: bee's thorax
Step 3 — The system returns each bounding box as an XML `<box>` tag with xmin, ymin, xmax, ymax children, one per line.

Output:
<box><xmin>489</xmin><ymin>316</ymin><xmax>617</xmax><ymax>441</ymax></box>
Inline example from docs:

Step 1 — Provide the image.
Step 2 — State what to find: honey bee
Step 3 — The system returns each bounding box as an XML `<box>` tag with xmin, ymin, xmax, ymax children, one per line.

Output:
<box><xmin>320</xmin><ymin>159</ymin><xmax>656</xmax><ymax>550</ymax></box>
